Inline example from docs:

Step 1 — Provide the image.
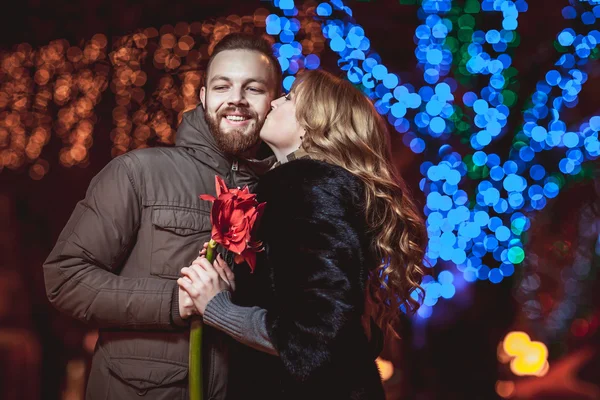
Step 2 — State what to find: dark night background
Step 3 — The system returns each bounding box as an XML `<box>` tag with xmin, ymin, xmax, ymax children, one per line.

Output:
<box><xmin>1</xmin><ymin>1</ymin><xmax>599</xmax><ymax>399</ymax></box>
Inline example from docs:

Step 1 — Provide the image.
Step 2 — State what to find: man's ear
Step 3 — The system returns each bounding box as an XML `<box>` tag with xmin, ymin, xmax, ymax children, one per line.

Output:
<box><xmin>200</xmin><ymin>86</ymin><xmax>206</xmax><ymax>109</ymax></box>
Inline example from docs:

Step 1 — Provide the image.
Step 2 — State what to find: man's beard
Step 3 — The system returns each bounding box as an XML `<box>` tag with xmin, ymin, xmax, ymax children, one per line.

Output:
<box><xmin>205</xmin><ymin>107</ymin><xmax>263</xmax><ymax>156</ymax></box>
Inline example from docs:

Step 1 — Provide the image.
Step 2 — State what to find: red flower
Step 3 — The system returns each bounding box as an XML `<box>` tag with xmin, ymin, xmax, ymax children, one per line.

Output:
<box><xmin>200</xmin><ymin>176</ymin><xmax>265</xmax><ymax>272</ymax></box>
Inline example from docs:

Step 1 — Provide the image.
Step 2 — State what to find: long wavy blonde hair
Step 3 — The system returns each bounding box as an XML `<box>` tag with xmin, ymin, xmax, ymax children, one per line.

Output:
<box><xmin>292</xmin><ymin>70</ymin><xmax>427</xmax><ymax>332</ymax></box>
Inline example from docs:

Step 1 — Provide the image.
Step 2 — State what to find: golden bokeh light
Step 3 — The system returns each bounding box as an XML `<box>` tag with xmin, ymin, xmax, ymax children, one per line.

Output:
<box><xmin>253</xmin><ymin>8</ymin><xmax>270</xmax><ymax>27</ymax></box>
<box><xmin>501</xmin><ymin>331</ymin><xmax>549</xmax><ymax>377</ymax></box>
<box><xmin>503</xmin><ymin>331</ymin><xmax>530</xmax><ymax>357</ymax></box>
<box><xmin>178</xmin><ymin>35</ymin><xmax>195</xmax><ymax>52</ymax></box>
<box><xmin>160</xmin><ymin>33</ymin><xmax>177</xmax><ymax>49</ymax></box>
<box><xmin>28</xmin><ymin>158</ymin><xmax>49</xmax><ymax>180</ymax></box>
<box><xmin>375</xmin><ymin>357</ymin><xmax>394</xmax><ymax>382</ymax></box>
<box><xmin>1</xmin><ymin>7</ymin><xmax>328</xmax><ymax>178</ymax></box>
<box><xmin>495</xmin><ymin>380</ymin><xmax>515</xmax><ymax>399</ymax></box>
<box><xmin>535</xmin><ymin>360</ymin><xmax>549</xmax><ymax>377</ymax></box>
<box><xmin>509</xmin><ymin>340</ymin><xmax>548</xmax><ymax>376</ymax></box>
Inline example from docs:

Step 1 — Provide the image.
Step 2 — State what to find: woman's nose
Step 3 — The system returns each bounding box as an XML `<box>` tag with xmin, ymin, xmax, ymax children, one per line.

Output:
<box><xmin>271</xmin><ymin>95</ymin><xmax>286</xmax><ymax>109</ymax></box>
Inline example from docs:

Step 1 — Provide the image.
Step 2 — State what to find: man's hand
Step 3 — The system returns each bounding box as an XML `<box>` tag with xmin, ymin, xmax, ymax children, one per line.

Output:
<box><xmin>178</xmin><ymin>283</ymin><xmax>197</xmax><ymax>319</ymax></box>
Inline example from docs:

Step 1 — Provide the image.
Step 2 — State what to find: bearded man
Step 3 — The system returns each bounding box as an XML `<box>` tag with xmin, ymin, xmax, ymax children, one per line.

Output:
<box><xmin>43</xmin><ymin>33</ymin><xmax>280</xmax><ymax>400</ymax></box>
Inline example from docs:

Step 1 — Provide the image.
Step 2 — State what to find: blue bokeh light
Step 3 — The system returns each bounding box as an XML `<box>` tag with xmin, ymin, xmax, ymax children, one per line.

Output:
<box><xmin>265</xmin><ymin>0</ymin><xmax>600</xmax><ymax>320</ymax></box>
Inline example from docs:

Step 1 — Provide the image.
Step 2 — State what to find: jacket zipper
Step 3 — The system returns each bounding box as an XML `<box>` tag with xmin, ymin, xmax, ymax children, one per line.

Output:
<box><xmin>230</xmin><ymin>159</ymin><xmax>239</xmax><ymax>188</ymax></box>
<box><xmin>225</xmin><ymin>159</ymin><xmax>240</xmax><ymax>266</ymax></box>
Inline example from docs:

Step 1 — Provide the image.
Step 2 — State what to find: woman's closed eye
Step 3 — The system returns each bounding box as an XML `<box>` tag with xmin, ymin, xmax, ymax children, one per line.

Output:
<box><xmin>284</xmin><ymin>93</ymin><xmax>292</xmax><ymax>101</ymax></box>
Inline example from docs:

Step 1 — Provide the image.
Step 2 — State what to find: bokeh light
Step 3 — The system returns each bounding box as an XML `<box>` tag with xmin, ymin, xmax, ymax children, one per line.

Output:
<box><xmin>375</xmin><ymin>357</ymin><xmax>394</xmax><ymax>382</ymax></box>
<box><xmin>495</xmin><ymin>381</ymin><xmax>516</xmax><ymax>399</ymax></box>
<box><xmin>501</xmin><ymin>331</ymin><xmax>549</xmax><ymax>377</ymax></box>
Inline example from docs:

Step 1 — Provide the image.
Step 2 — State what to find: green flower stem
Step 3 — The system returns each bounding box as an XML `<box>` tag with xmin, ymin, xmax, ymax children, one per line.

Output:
<box><xmin>189</xmin><ymin>238</ymin><xmax>217</xmax><ymax>400</ymax></box>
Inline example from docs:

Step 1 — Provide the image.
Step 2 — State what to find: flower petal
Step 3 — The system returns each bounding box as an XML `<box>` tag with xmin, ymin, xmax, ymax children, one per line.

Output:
<box><xmin>215</xmin><ymin>175</ymin><xmax>229</xmax><ymax>197</ymax></box>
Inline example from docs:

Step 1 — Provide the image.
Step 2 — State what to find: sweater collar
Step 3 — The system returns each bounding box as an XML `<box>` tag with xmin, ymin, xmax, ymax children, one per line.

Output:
<box><xmin>271</xmin><ymin>147</ymin><xmax>312</xmax><ymax>170</ymax></box>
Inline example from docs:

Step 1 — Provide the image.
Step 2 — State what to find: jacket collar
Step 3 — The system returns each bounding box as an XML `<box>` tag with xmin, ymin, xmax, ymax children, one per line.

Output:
<box><xmin>175</xmin><ymin>105</ymin><xmax>230</xmax><ymax>174</ymax></box>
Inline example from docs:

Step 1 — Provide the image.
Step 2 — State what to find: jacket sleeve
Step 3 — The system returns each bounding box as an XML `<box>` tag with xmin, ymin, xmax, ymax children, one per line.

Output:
<box><xmin>43</xmin><ymin>156</ymin><xmax>178</xmax><ymax>330</ymax></box>
<box><xmin>263</xmin><ymin>171</ymin><xmax>365</xmax><ymax>382</ymax></box>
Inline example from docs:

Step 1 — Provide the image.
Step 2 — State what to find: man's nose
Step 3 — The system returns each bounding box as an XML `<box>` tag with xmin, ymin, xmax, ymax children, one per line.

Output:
<box><xmin>227</xmin><ymin>88</ymin><xmax>248</xmax><ymax>106</ymax></box>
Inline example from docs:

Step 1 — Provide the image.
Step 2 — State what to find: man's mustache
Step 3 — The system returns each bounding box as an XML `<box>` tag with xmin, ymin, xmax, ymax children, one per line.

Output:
<box><xmin>218</xmin><ymin>107</ymin><xmax>256</xmax><ymax>119</ymax></box>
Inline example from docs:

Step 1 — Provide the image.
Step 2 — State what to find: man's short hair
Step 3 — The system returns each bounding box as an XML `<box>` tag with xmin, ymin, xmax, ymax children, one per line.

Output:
<box><xmin>205</xmin><ymin>33</ymin><xmax>282</xmax><ymax>95</ymax></box>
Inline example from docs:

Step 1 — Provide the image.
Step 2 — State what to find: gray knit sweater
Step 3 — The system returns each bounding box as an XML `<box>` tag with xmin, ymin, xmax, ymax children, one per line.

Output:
<box><xmin>203</xmin><ymin>290</ymin><xmax>277</xmax><ymax>356</ymax></box>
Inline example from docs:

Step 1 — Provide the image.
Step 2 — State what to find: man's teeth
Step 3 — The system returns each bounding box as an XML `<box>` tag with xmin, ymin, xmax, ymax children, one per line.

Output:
<box><xmin>226</xmin><ymin>115</ymin><xmax>249</xmax><ymax>121</ymax></box>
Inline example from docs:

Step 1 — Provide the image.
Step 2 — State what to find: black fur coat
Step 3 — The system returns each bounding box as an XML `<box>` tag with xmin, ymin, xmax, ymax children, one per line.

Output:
<box><xmin>228</xmin><ymin>159</ymin><xmax>385</xmax><ymax>400</ymax></box>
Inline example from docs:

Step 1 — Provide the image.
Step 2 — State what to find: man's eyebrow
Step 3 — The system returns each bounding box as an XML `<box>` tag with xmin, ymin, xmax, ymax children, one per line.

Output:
<box><xmin>209</xmin><ymin>76</ymin><xmax>268</xmax><ymax>86</ymax></box>
<box><xmin>245</xmin><ymin>78</ymin><xmax>269</xmax><ymax>86</ymax></box>
<box><xmin>209</xmin><ymin>75</ymin><xmax>232</xmax><ymax>84</ymax></box>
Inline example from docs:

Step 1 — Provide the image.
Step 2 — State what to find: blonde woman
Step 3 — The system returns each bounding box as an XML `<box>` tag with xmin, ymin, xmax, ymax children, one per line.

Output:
<box><xmin>178</xmin><ymin>69</ymin><xmax>427</xmax><ymax>399</ymax></box>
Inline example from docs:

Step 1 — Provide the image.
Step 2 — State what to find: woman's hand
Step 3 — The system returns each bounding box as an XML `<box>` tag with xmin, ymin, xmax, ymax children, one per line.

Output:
<box><xmin>177</xmin><ymin>254</ymin><xmax>234</xmax><ymax>315</ymax></box>
<box><xmin>198</xmin><ymin>244</ymin><xmax>236</xmax><ymax>291</ymax></box>
<box><xmin>199</xmin><ymin>241</ymin><xmax>209</xmax><ymax>257</ymax></box>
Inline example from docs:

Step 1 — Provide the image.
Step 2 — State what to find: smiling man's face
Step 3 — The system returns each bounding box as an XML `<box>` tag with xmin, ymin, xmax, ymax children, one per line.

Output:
<box><xmin>200</xmin><ymin>49</ymin><xmax>277</xmax><ymax>156</ymax></box>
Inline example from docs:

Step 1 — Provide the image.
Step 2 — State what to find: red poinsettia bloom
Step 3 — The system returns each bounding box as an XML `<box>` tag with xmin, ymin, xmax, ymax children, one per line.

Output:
<box><xmin>200</xmin><ymin>175</ymin><xmax>265</xmax><ymax>272</ymax></box>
